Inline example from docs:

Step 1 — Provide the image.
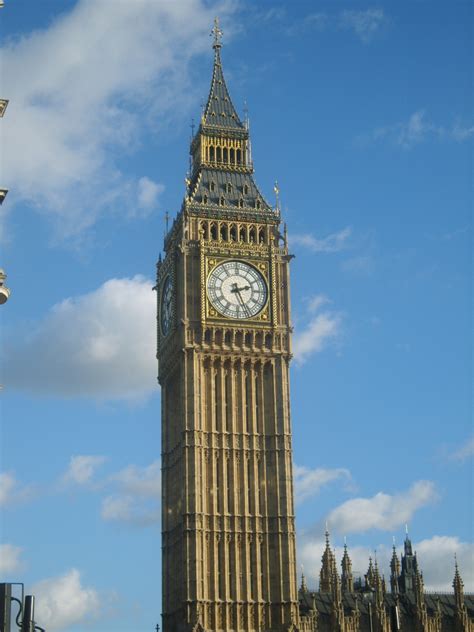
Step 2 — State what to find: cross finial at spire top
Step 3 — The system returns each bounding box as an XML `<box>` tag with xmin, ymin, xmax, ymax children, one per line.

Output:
<box><xmin>211</xmin><ymin>17</ymin><xmax>223</xmax><ymax>49</ymax></box>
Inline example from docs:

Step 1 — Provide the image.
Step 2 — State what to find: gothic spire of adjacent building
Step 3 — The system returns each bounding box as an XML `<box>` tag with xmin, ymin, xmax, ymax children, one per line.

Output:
<box><xmin>399</xmin><ymin>529</ymin><xmax>419</xmax><ymax>594</ymax></box>
<box><xmin>365</xmin><ymin>556</ymin><xmax>376</xmax><ymax>591</ymax></box>
<box><xmin>341</xmin><ymin>541</ymin><xmax>354</xmax><ymax>593</ymax></box>
<box><xmin>320</xmin><ymin>529</ymin><xmax>335</xmax><ymax>593</ymax></box>
<box><xmin>453</xmin><ymin>555</ymin><xmax>465</xmax><ymax>609</ymax></box>
<box><xmin>390</xmin><ymin>542</ymin><xmax>400</xmax><ymax>594</ymax></box>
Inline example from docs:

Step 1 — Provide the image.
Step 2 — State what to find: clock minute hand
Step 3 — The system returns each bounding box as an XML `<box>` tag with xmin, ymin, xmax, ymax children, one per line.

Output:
<box><xmin>232</xmin><ymin>284</ymin><xmax>251</xmax><ymax>317</ymax></box>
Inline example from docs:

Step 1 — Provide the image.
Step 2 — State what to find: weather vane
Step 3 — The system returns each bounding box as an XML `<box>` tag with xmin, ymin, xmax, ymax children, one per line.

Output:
<box><xmin>211</xmin><ymin>16</ymin><xmax>223</xmax><ymax>48</ymax></box>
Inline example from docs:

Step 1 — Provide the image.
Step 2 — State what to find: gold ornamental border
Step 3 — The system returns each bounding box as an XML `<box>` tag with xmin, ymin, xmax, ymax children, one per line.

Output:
<box><xmin>204</xmin><ymin>256</ymin><xmax>271</xmax><ymax>325</ymax></box>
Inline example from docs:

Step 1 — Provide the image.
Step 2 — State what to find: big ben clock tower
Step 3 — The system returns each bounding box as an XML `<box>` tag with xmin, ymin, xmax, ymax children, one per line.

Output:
<box><xmin>157</xmin><ymin>20</ymin><xmax>299</xmax><ymax>632</ymax></box>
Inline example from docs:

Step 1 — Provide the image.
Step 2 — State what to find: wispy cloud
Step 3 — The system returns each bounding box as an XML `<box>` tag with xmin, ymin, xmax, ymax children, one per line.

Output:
<box><xmin>101</xmin><ymin>460</ymin><xmax>161</xmax><ymax>526</ymax></box>
<box><xmin>0</xmin><ymin>472</ymin><xmax>33</xmax><ymax>507</ymax></box>
<box><xmin>325</xmin><ymin>480</ymin><xmax>438</xmax><ymax>534</ymax></box>
<box><xmin>33</xmin><ymin>569</ymin><xmax>100</xmax><ymax>632</ymax></box>
<box><xmin>291</xmin><ymin>227</ymin><xmax>351</xmax><ymax>253</ymax></box>
<box><xmin>339</xmin><ymin>9</ymin><xmax>388</xmax><ymax>43</ymax></box>
<box><xmin>0</xmin><ymin>544</ymin><xmax>24</xmax><ymax>574</ymax></box>
<box><xmin>293</xmin><ymin>294</ymin><xmax>343</xmax><ymax>364</ymax></box>
<box><xmin>4</xmin><ymin>276</ymin><xmax>156</xmax><ymax>400</ymax></box>
<box><xmin>358</xmin><ymin>109</ymin><xmax>474</xmax><ymax>148</ymax></box>
<box><xmin>1</xmin><ymin>0</ymin><xmax>235</xmax><ymax>242</ymax></box>
<box><xmin>294</xmin><ymin>465</ymin><xmax>351</xmax><ymax>505</ymax></box>
<box><xmin>449</xmin><ymin>436</ymin><xmax>474</xmax><ymax>462</ymax></box>
<box><xmin>62</xmin><ymin>455</ymin><xmax>107</xmax><ymax>486</ymax></box>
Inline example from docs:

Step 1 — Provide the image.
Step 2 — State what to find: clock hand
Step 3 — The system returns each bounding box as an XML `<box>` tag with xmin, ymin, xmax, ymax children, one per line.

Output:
<box><xmin>235</xmin><ymin>288</ymin><xmax>251</xmax><ymax>317</ymax></box>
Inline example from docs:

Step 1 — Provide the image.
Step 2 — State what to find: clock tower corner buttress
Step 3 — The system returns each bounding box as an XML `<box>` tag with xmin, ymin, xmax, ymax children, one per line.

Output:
<box><xmin>156</xmin><ymin>20</ymin><xmax>298</xmax><ymax>632</ymax></box>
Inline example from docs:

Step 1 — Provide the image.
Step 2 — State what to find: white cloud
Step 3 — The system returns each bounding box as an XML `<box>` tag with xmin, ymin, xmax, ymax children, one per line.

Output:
<box><xmin>63</xmin><ymin>455</ymin><xmax>107</xmax><ymax>485</ymax></box>
<box><xmin>0</xmin><ymin>544</ymin><xmax>24</xmax><ymax>574</ymax></box>
<box><xmin>415</xmin><ymin>536</ymin><xmax>474</xmax><ymax>591</ymax></box>
<box><xmin>326</xmin><ymin>480</ymin><xmax>438</xmax><ymax>534</ymax></box>
<box><xmin>291</xmin><ymin>227</ymin><xmax>351</xmax><ymax>253</ymax></box>
<box><xmin>294</xmin><ymin>464</ymin><xmax>351</xmax><ymax>505</ymax></box>
<box><xmin>1</xmin><ymin>0</ymin><xmax>235</xmax><ymax>241</ymax></box>
<box><xmin>137</xmin><ymin>177</ymin><xmax>165</xmax><ymax>212</ymax></box>
<box><xmin>359</xmin><ymin>110</ymin><xmax>474</xmax><ymax>148</ymax></box>
<box><xmin>112</xmin><ymin>460</ymin><xmax>161</xmax><ymax>498</ymax></box>
<box><xmin>33</xmin><ymin>569</ymin><xmax>100</xmax><ymax>632</ymax></box>
<box><xmin>0</xmin><ymin>472</ymin><xmax>32</xmax><ymax>506</ymax></box>
<box><xmin>339</xmin><ymin>9</ymin><xmax>388</xmax><ymax>43</ymax></box>
<box><xmin>101</xmin><ymin>460</ymin><xmax>161</xmax><ymax>526</ymax></box>
<box><xmin>293</xmin><ymin>311</ymin><xmax>342</xmax><ymax>364</ymax></box>
<box><xmin>298</xmin><ymin>534</ymin><xmax>474</xmax><ymax>592</ymax></box>
<box><xmin>449</xmin><ymin>436</ymin><xmax>474</xmax><ymax>462</ymax></box>
<box><xmin>4</xmin><ymin>276</ymin><xmax>157</xmax><ymax>400</ymax></box>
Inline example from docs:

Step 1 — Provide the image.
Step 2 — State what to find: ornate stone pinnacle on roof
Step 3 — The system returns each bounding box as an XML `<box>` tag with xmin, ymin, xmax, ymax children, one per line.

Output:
<box><xmin>211</xmin><ymin>16</ymin><xmax>223</xmax><ymax>49</ymax></box>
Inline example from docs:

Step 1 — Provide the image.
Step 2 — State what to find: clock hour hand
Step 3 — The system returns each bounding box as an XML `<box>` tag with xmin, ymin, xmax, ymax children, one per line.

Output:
<box><xmin>231</xmin><ymin>283</ymin><xmax>251</xmax><ymax>317</ymax></box>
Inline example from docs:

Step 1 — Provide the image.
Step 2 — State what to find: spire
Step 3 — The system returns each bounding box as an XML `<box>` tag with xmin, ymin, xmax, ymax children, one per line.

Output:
<box><xmin>300</xmin><ymin>571</ymin><xmax>308</xmax><ymax>594</ymax></box>
<box><xmin>319</xmin><ymin>529</ymin><xmax>335</xmax><ymax>593</ymax></box>
<box><xmin>365</xmin><ymin>556</ymin><xmax>376</xmax><ymax>591</ymax></box>
<box><xmin>399</xmin><ymin>529</ymin><xmax>418</xmax><ymax>594</ymax></box>
<box><xmin>202</xmin><ymin>18</ymin><xmax>244</xmax><ymax>131</ymax></box>
<box><xmin>453</xmin><ymin>555</ymin><xmax>464</xmax><ymax>609</ymax></box>
<box><xmin>341</xmin><ymin>541</ymin><xmax>354</xmax><ymax>593</ymax></box>
<box><xmin>390</xmin><ymin>543</ymin><xmax>400</xmax><ymax>594</ymax></box>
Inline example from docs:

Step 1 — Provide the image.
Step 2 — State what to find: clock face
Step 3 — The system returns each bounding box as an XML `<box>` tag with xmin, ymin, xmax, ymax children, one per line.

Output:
<box><xmin>207</xmin><ymin>260</ymin><xmax>267</xmax><ymax>320</ymax></box>
<box><xmin>160</xmin><ymin>275</ymin><xmax>173</xmax><ymax>335</ymax></box>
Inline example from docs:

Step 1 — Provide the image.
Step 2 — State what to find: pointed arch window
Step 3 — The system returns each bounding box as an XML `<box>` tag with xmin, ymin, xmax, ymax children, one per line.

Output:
<box><xmin>239</xmin><ymin>226</ymin><xmax>246</xmax><ymax>242</ymax></box>
<box><xmin>220</xmin><ymin>224</ymin><xmax>228</xmax><ymax>241</ymax></box>
<box><xmin>230</xmin><ymin>148</ymin><xmax>235</xmax><ymax>164</ymax></box>
<box><xmin>230</xmin><ymin>225</ymin><xmax>237</xmax><ymax>241</ymax></box>
<box><xmin>220</xmin><ymin>196</ymin><xmax>225</xmax><ymax>206</ymax></box>
<box><xmin>258</xmin><ymin>227</ymin><xmax>265</xmax><ymax>244</ymax></box>
<box><xmin>236</xmin><ymin>149</ymin><xmax>242</xmax><ymax>164</ymax></box>
<box><xmin>243</xmin><ymin>184</ymin><xmax>249</xmax><ymax>195</ymax></box>
<box><xmin>249</xmin><ymin>226</ymin><xmax>256</xmax><ymax>243</ymax></box>
<box><xmin>209</xmin><ymin>146</ymin><xmax>215</xmax><ymax>162</ymax></box>
<box><xmin>210</xmin><ymin>181</ymin><xmax>215</xmax><ymax>192</ymax></box>
<box><xmin>216</xmin><ymin>146</ymin><xmax>222</xmax><ymax>163</ymax></box>
<box><xmin>223</xmin><ymin>147</ymin><xmax>228</xmax><ymax>163</ymax></box>
<box><xmin>210</xmin><ymin>223</ymin><xmax>217</xmax><ymax>240</ymax></box>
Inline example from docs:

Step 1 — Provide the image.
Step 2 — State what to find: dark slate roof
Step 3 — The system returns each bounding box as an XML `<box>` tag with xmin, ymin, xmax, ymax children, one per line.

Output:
<box><xmin>299</xmin><ymin>591</ymin><xmax>474</xmax><ymax>620</ymax></box>
<box><xmin>188</xmin><ymin>167</ymin><xmax>272</xmax><ymax>214</ymax></box>
<box><xmin>202</xmin><ymin>47</ymin><xmax>244</xmax><ymax>131</ymax></box>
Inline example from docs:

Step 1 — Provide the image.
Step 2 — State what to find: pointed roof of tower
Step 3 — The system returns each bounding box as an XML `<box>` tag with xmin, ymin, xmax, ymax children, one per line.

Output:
<box><xmin>202</xmin><ymin>18</ymin><xmax>244</xmax><ymax>131</ymax></box>
<box><xmin>453</xmin><ymin>554</ymin><xmax>465</xmax><ymax>606</ymax></box>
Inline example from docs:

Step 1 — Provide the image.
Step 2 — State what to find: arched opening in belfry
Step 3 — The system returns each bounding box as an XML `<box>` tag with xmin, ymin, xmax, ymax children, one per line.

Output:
<box><xmin>201</xmin><ymin>222</ymin><xmax>208</xmax><ymax>240</ymax></box>
<box><xmin>239</xmin><ymin>226</ymin><xmax>246</xmax><ymax>242</ymax></box>
<box><xmin>259</xmin><ymin>227</ymin><xmax>265</xmax><ymax>244</ymax></box>
<box><xmin>223</xmin><ymin>147</ymin><xmax>228</xmax><ymax>163</ymax></box>
<box><xmin>236</xmin><ymin>148</ymin><xmax>242</xmax><ymax>164</ymax></box>
<box><xmin>220</xmin><ymin>224</ymin><xmax>228</xmax><ymax>241</ymax></box>
<box><xmin>210</xmin><ymin>223</ymin><xmax>217</xmax><ymax>240</ymax></box>
<box><xmin>230</xmin><ymin>225</ymin><xmax>237</xmax><ymax>241</ymax></box>
<box><xmin>209</xmin><ymin>146</ymin><xmax>215</xmax><ymax>162</ymax></box>
<box><xmin>249</xmin><ymin>226</ymin><xmax>256</xmax><ymax>243</ymax></box>
<box><xmin>230</xmin><ymin>148</ymin><xmax>235</xmax><ymax>164</ymax></box>
<box><xmin>216</xmin><ymin>146</ymin><xmax>222</xmax><ymax>163</ymax></box>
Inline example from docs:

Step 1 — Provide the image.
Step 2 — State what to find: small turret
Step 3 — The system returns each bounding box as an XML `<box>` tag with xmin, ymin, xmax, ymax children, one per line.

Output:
<box><xmin>319</xmin><ymin>529</ymin><xmax>335</xmax><ymax>593</ymax></box>
<box><xmin>453</xmin><ymin>555</ymin><xmax>465</xmax><ymax>610</ymax></box>
<box><xmin>399</xmin><ymin>529</ymin><xmax>418</xmax><ymax>594</ymax></box>
<box><xmin>341</xmin><ymin>541</ymin><xmax>354</xmax><ymax>593</ymax></box>
<box><xmin>390</xmin><ymin>543</ymin><xmax>400</xmax><ymax>594</ymax></box>
<box><xmin>365</xmin><ymin>557</ymin><xmax>376</xmax><ymax>591</ymax></box>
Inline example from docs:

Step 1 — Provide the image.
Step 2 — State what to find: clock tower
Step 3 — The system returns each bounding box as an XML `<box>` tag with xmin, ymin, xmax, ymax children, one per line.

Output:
<box><xmin>157</xmin><ymin>21</ymin><xmax>298</xmax><ymax>632</ymax></box>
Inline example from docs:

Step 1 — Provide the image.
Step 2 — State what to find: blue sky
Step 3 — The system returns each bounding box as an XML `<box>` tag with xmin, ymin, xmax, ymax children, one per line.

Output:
<box><xmin>0</xmin><ymin>1</ymin><xmax>472</xmax><ymax>630</ymax></box>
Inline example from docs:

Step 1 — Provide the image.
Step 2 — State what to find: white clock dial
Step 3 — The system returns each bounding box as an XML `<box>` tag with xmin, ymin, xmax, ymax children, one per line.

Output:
<box><xmin>207</xmin><ymin>260</ymin><xmax>267</xmax><ymax>319</ymax></box>
<box><xmin>160</xmin><ymin>275</ymin><xmax>173</xmax><ymax>335</ymax></box>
